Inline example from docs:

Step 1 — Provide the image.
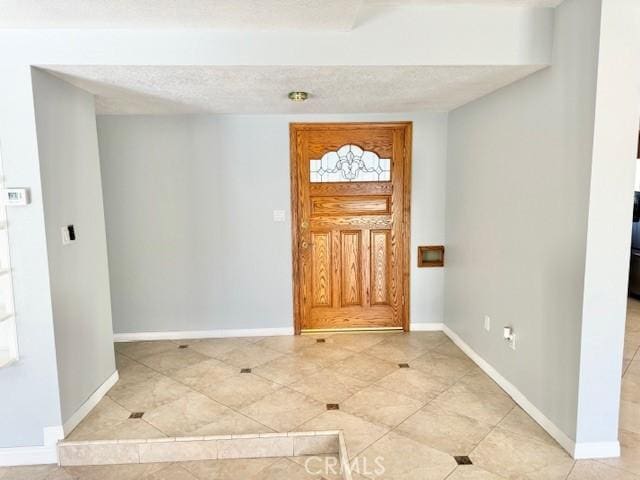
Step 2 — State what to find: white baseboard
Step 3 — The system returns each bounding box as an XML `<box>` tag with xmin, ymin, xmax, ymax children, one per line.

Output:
<box><xmin>63</xmin><ymin>370</ymin><xmax>119</xmax><ymax>436</ymax></box>
<box><xmin>573</xmin><ymin>441</ymin><xmax>620</xmax><ymax>459</ymax></box>
<box><xmin>411</xmin><ymin>322</ymin><xmax>444</xmax><ymax>331</ymax></box>
<box><xmin>114</xmin><ymin>327</ymin><xmax>295</xmax><ymax>342</ymax></box>
<box><xmin>0</xmin><ymin>426</ymin><xmax>64</xmax><ymax>467</ymax></box>
<box><xmin>442</xmin><ymin>325</ymin><xmax>590</xmax><ymax>459</ymax></box>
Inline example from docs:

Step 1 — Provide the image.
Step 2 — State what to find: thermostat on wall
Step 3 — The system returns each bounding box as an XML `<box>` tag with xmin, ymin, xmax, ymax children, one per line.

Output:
<box><xmin>3</xmin><ymin>188</ymin><xmax>30</xmax><ymax>206</ymax></box>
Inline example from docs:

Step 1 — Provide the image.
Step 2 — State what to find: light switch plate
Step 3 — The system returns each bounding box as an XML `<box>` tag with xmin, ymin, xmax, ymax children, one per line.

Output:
<box><xmin>273</xmin><ymin>210</ymin><xmax>286</xmax><ymax>222</ymax></box>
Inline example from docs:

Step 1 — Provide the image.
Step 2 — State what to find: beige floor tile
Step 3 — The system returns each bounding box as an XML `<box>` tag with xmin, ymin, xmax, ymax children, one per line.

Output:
<box><xmin>628</xmin><ymin>360</ymin><xmax>640</xmax><ymax>378</ymax></box>
<box><xmin>432</xmin><ymin>339</ymin><xmax>469</xmax><ymax>359</ymax></box>
<box><xmin>406</xmin><ymin>331</ymin><xmax>449</xmax><ymax>347</ymax></box>
<box><xmin>331</xmin><ymin>353</ymin><xmax>398</xmax><ymax>384</ymax></box>
<box><xmin>625</xmin><ymin>331</ymin><xmax>640</xmax><ymax>348</ymax></box>
<box><xmin>456</xmin><ymin>370</ymin><xmax>506</xmax><ymax>397</ymax></box>
<box><xmin>63</xmin><ymin>464</ymin><xmax>167</xmax><ymax>480</ymax></box>
<box><xmin>621</xmin><ymin>399</ymin><xmax>640</xmax><ymax>434</ymax></box>
<box><xmin>115</xmin><ymin>360</ymin><xmax>160</xmax><ymax>388</ymax></box>
<box><xmin>251</xmin><ymin>458</ymin><xmax>319</xmax><ymax>480</ymax></box>
<box><xmin>410</xmin><ymin>351</ymin><xmax>476</xmax><ymax>385</ymax></box>
<box><xmin>290</xmin><ymin>455</ymin><xmax>344</xmax><ymax>480</ymax></box>
<box><xmin>137</xmin><ymin>347</ymin><xmax>210</xmax><ymax>374</ymax></box>
<box><xmin>341</xmin><ymin>384</ymin><xmax>424</xmax><ymax>428</ymax></box>
<box><xmin>375</xmin><ymin>368</ymin><xmax>449</xmax><ymax>403</ymax></box>
<box><xmin>324</xmin><ymin>333</ymin><xmax>387</xmax><ymax>352</ymax></box>
<box><xmin>600</xmin><ymin>429</ymin><xmax>640</xmax><ymax>475</ymax></box>
<box><xmin>471</xmin><ymin>427</ymin><xmax>574</xmax><ymax>480</ymax></box>
<box><xmin>200</xmin><ymin>372</ymin><xmax>282</xmax><ymax>409</ymax></box>
<box><xmin>627</xmin><ymin>307</ymin><xmax>640</xmax><ymax>334</ymax></box>
<box><xmin>445</xmin><ymin>466</ymin><xmax>506</xmax><ymax>479</ymax></box>
<box><xmin>289</xmin><ymin>369</ymin><xmax>369</xmax><ymax>404</ymax></box>
<box><xmin>298</xmin><ymin>410</ymin><xmax>389</xmax><ymax>458</ymax></box>
<box><xmin>241</xmin><ymin>388</ymin><xmax>325</xmax><ymax>431</ymax></box>
<box><xmin>67</xmin><ymin>396</ymin><xmax>130</xmax><ymax>436</ymax></box>
<box><xmin>252</xmin><ymin>354</ymin><xmax>324</xmax><ymax>385</ymax></box>
<box><xmin>107</xmin><ymin>374</ymin><xmax>193</xmax><ymax>412</ymax></box>
<box><xmin>115</xmin><ymin>352</ymin><xmax>135</xmax><ymax>370</ymax></box>
<box><xmin>143</xmin><ymin>391</ymin><xmax>231</xmax><ymax>436</ymax></box>
<box><xmin>625</xmin><ymin>341</ymin><xmax>640</xmax><ymax>362</ymax></box>
<box><xmin>497</xmin><ymin>406</ymin><xmax>558</xmax><ymax>448</ymax></box>
<box><xmin>69</xmin><ymin>417</ymin><xmax>166</xmax><ymax>441</ymax></box>
<box><xmin>188</xmin><ymin>409</ymin><xmax>274</xmax><ymax>436</ymax></box>
<box><xmin>67</xmin><ymin>395</ymin><xmax>167</xmax><ymax>441</ymax></box>
<box><xmin>217</xmin><ymin>344</ymin><xmax>285</xmax><ymax>368</ymax></box>
<box><xmin>374</xmin><ymin>332</ymin><xmax>445</xmax><ymax>351</ymax></box>
<box><xmin>188</xmin><ymin>337</ymin><xmax>253</xmax><ymax>358</ymax></box>
<box><xmin>181</xmin><ymin>458</ymin><xmax>278</xmax><ymax>480</ymax></box>
<box><xmin>354</xmin><ymin>431</ymin><xmax>457</xmax><ymax>480</ymax></box>
<box><xmin>141</xmin><ymin>463</ymin><xmax>199</xmax><ymax>480</ymax></box>
<box><xmin>42</xmin><ymin>470</ymin><xmax>76</xmax><ymax>480</ymax></box>
<box><xmin>429</xmin><ymin>384</ymin><xmax>515</xmax><ymax>426</ymax></box>
<box><xmin>395</xmin><ymin>403</ymin><xmax>492</xmax><ymax>456</ymax></box>
<box><xmin>115</xmin><ymin>341</ymin><xmax>178</xmax><ymax>360</ymax></box>
<box><xmin>167</xmin><ymin>358</ymin><xmax>237</xmax><ymax>391</ymax></box>
<box><xmin>296</xmin><ymin>344</ymin><xmax>355</xmax><ymax>367</ymax></box>
<box><xmin>568</xmin><ymin>460</ymin><xmax>640</xmax><ymax>480</ymax></box>
<box><xmin>0</xmin><ymin>465</ymin><xmax>65</xmax><ymax>480</ymax></box>
<box><xmin>623</xmin><ymin>374</ymin><xmax>640</xmax><ymax>404</ymax></box>
<box><xmin>363</xmin><ymin>337</ymin><xmax>430</xmax><ymax>364</ymax></box>
<box><xmin>255</xmin><ymin>335</ymin><xmax>318</xmax><ymax>354</ymax></box>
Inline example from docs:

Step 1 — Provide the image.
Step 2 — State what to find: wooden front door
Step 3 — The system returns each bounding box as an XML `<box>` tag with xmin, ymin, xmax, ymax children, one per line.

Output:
<box><xmin>290</xmin><ymin>123</ymin><xmax>412</xmax><ymax>333</ymax></box>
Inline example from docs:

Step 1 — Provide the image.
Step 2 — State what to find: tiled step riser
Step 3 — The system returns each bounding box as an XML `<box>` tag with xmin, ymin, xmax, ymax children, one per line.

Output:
<box><xmin>58</xmin><ymin>431</ymin><xmax>339</xmax><ymax>467</ymax></box>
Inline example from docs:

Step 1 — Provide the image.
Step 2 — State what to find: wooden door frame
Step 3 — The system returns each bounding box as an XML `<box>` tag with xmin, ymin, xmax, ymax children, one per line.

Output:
<box><xmin>289</xmin><ymin>122</ymin><xmax>412</xmax><ymax>335</ymax></box>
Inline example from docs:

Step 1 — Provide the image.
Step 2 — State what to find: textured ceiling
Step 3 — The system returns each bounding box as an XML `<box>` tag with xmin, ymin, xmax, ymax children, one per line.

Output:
<box><xmin>0</xmin><ymin>1</ymin><xmax>364</xmax><ymax>30</ymax></box>
<box><xmin>0</xmin><ymin>0</ymin><xmax>564</xmax><ymax>29</ymax></box>
<box><xmin>43</xmin><ymin>65</ymin><xmax>545</xmax><ymax>114</ymax></box>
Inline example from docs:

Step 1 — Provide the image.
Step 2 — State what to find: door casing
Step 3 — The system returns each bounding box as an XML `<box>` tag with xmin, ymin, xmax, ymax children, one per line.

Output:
<box><xmin>289</xmin><ymin>122</ymin><xmax>412</xmax><ymax>334</ymax></box>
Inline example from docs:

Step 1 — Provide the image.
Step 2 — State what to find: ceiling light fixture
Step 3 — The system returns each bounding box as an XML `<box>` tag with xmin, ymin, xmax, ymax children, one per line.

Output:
<box><xmin>288</xmin><ymin>91</ymin><xmax>309</xmax><ymax>102</ymax></box>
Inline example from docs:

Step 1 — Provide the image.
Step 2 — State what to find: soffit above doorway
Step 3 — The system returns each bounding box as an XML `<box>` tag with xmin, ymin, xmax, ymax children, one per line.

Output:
<box><xmin>42</xmin><ymin>65</ymin><xmax>544</xmax><ymax>115</ymax></box>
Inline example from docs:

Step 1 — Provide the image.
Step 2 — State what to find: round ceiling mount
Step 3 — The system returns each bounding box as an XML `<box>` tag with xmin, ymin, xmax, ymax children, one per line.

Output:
<box><xmin>288</xmin><ymin>91</ymin><xmax>309</xmax><ymax>102</ymax></box>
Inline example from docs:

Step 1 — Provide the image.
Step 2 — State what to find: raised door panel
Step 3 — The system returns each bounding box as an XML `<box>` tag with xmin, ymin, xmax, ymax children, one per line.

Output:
<box><xmin>311</xmin><ymin>232</ymin><xmax>331</xmax><ymax>307</ymax></box>
<box><xmin>311</xmin><ymin>196</ymin><xmax>390</xmax><ymax>216</ymax></box>
<box><xmin>370</xmin><ymin>230</ymin><xmax>390</xmax><ymax>305</ymax></box>
<box><xmin>340</xmin><ymin>231</ymin><xmax>362</xmax><ymax>307</ymax></box>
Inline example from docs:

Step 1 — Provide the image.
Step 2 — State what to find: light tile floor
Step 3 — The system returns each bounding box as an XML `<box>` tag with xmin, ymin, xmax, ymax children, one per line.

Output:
<box><xmin>3</xmin><ymin>300</ymin><xmax>640</xmax><ymax>479</ymax></box>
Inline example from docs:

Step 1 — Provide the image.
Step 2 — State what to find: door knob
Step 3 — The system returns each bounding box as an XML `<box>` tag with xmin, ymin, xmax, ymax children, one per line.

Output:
<box><xmin>301</xmin><ymin>240</ymin><xmax>309</xmax><ymax>249</ymax></box>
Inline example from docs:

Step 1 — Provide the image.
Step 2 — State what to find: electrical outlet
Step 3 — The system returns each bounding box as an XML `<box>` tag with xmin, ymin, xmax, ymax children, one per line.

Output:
<box><xmin>503</xmin><ymin>326</ymin><xmax>516</xmax><ymax>350</ymax></box>
<box><xmin>483</xmin><ymin>315</ymin><xmax>491</xmax><ymax>332</ymax></box>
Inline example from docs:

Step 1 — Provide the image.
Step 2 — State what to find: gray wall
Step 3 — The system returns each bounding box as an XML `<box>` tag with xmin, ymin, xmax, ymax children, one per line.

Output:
<box><xmin>97</xmin><ymin>112</ymin><xmax>447</xmax><ymax>334</ymax></box>
<box><xmin>32</xmin><ymin>70</ymin><xmax>116</xmax><ymax>424</ymax></box>
<box><xmin>445</xmin><ymin>0</ymin><xmax>634</xmax><ymax>445</ymax></box>
<box><xmin>0</xmin><ymin>67</ymin><xmax>62</xmax><ymax>448</ymax></box>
